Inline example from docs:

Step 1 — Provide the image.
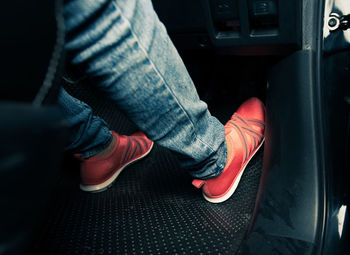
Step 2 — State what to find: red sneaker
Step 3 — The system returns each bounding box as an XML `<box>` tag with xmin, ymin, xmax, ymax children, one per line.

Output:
<box><xmin>192</xmin><ymin>97</ymin><xmax>265</xmax><ymax>203</ymax></box>
<box><xmin>77</xmin><ymin>131</ymin><xmax>153</xmax><ymax>192</ymax></box>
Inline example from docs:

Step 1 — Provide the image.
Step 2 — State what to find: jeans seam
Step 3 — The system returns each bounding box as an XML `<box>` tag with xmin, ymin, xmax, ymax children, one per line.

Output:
<box><xmin>111</xmin><ymin>1</ymin><xmax>216</xmax><ymax>154</ymax></box>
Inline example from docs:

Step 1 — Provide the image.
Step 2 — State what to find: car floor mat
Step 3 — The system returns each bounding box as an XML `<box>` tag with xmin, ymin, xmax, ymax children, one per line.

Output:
<box><xmin>33</xmin><ymin>78</ymin><xmax>264</xmax><ymax>255</ymax></box>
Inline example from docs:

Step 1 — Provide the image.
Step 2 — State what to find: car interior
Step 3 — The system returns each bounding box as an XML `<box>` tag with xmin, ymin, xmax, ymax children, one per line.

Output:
<box><xmin>0</xmin><ymin>0</ymin><xmax>349</xmax><ymax>254</ymax></box>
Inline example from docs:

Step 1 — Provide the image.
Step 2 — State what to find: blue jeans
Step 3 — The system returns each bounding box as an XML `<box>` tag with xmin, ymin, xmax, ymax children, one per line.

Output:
<box><xmin>59</xmin><ymin>0</ymin><xmax>226</xmax><ymax>179</ymax></box>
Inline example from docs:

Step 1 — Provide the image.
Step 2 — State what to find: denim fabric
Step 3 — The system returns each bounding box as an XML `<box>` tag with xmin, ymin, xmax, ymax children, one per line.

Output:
<box><xmin>61</xmin><ymin>0</ymin><xmax>227</xmax><ymax>179</ymax></box>
<box><xmin>58</xmin><ymin>88</ymin><xmax>113</xmax><ymax>158</ymax></box>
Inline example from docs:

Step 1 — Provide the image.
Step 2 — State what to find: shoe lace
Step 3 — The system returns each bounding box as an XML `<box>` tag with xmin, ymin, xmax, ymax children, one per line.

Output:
<box><xmin>225</xmin><ymin>114</ymin><xmax>264</xmax><ymax>161</ymax></box>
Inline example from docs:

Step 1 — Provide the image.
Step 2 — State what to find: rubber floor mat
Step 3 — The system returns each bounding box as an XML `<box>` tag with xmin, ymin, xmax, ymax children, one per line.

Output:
<box><xmin>34</xmin><ymin>79</ymin><xmax>264</xmax><ymax>255</ymax></box>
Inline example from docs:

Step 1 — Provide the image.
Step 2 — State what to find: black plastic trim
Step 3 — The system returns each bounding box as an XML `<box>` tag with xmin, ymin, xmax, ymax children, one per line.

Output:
<box><xmin>201</xmin><ymin>0</ymin><xmax>301</xmax><ymax>48</ymax></box>
<box><xmin>237</xmin><ymin>50</ymin><xmax>324</xmax><ymax>255</ymax></box>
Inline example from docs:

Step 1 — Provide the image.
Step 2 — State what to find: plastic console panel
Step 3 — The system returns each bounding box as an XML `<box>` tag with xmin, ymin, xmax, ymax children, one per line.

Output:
<box><xmin>152</xmin><ymin>0</ymin><xmax>301</xmax><ymax>53</ymax></box>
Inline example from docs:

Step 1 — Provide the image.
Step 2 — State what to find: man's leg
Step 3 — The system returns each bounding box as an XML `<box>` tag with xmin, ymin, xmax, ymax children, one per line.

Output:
<box><xmin>57</xmin><ymin>87</ymin><xmax>113</xmax><ymax>158</ymax></box>
<box><xmin>64</xmin><ymin>0</ymin><xmax>227</xmax><ymax>179</ymax></box>
<box><xmin>63</xmin><ymin>0</ymin><xmax>265</xmax><ymax>202</ymax></box>
<box><xmin>57</xmin><ymin>87</ymin><xmax>153</xmax><ymax>192</ymax></box>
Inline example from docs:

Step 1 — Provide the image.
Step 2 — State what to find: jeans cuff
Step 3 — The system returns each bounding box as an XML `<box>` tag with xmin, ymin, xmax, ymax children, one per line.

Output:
<box><xmin>81</xmin><ymin>130</ymin><xmax>113</xmax><ymax>158</ymax></box>
<box><xmin>188</xmin><ymin>139</ymin><xmax>227</xmax><ymax>180</ymax></box>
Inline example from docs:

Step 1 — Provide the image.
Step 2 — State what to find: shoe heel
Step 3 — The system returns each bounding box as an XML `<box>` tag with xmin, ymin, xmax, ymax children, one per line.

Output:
<box><xmin>192</xmin><ymin>179</ymin><xmax>205</xmax><ymax>188</ymax></box>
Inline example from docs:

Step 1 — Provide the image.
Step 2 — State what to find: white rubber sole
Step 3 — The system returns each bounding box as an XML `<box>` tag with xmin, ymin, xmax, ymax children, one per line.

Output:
<box><xmin>80</xmin><ymin>142</ymin><xmax>154</xmax><ymax>193</ymax></box>
<box><xmin>203</xmin><ymin>139</ymin><xmax>265</xmax><ymax>204</ymax></box>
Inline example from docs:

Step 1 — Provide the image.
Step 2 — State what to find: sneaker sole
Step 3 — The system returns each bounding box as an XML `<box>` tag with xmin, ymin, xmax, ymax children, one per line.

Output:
<box><xmin>80</xmin><ymin>142</ymin><xmax>154</xmax><ymax>193</ymax></box>
<box><xmin>203</xmin><ymin>139</ymin><xmax>265</xmax><ymax>203</ymax></box>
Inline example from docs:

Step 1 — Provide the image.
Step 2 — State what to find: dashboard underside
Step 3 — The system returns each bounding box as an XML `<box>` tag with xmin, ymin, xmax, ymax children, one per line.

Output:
<box><xmin>152</xmin><ymin>0</ymin><xmax>301</xmax><ymax>54</ymax></box>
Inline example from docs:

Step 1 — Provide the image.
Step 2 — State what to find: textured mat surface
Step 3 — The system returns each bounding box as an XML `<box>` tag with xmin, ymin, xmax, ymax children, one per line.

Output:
<box><xmin>34</xmin><ymin>78</ymin><xmax>264</xmax><ymax>254</ymax></box>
